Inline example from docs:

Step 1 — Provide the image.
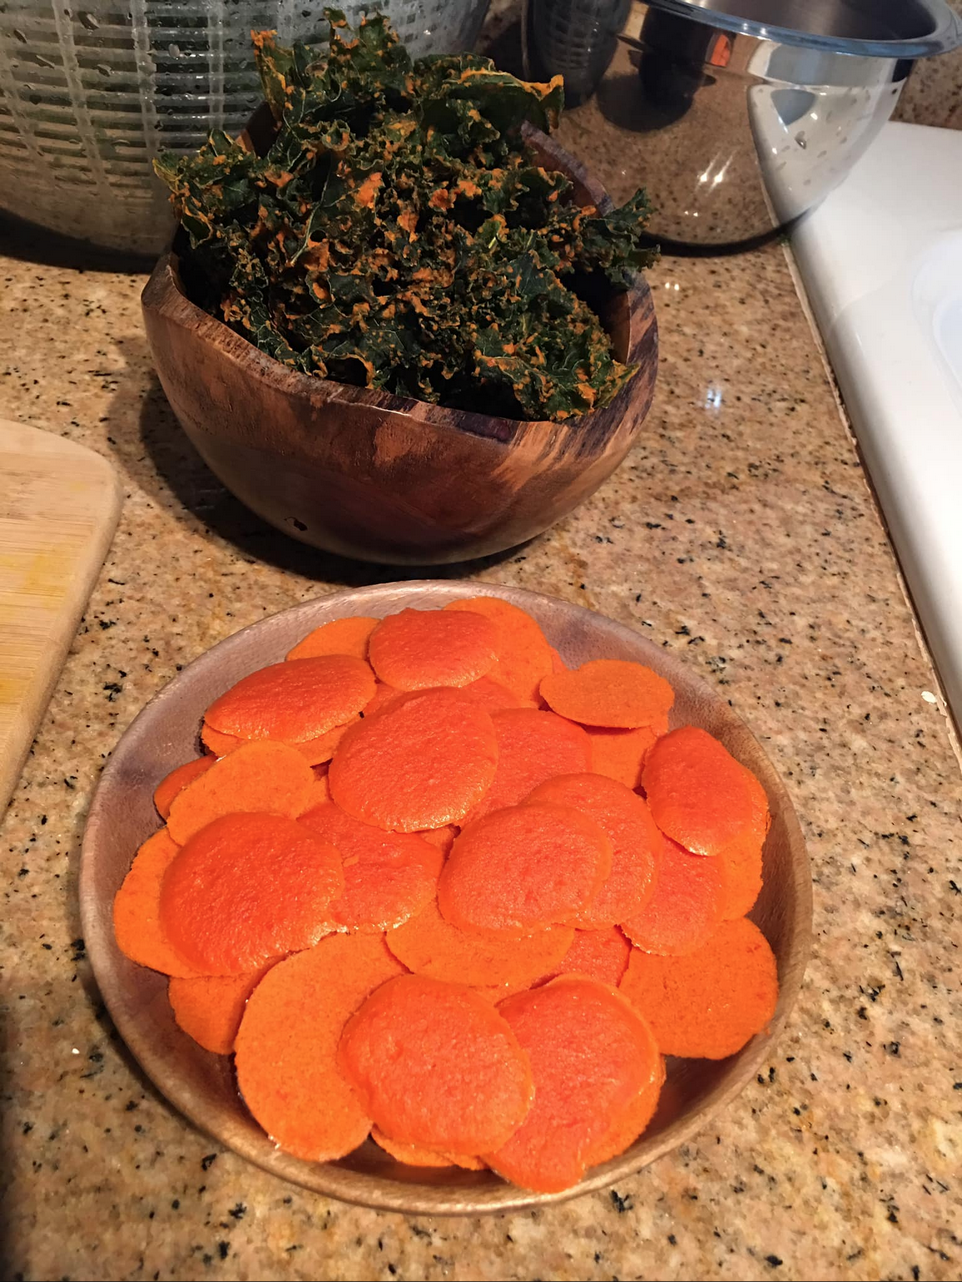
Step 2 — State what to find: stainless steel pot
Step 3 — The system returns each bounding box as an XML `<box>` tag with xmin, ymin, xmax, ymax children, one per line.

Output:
<box><xmin>523</xmin><ymin>0</ymin><xmax>962</xmax><ymax>246</ymax></box>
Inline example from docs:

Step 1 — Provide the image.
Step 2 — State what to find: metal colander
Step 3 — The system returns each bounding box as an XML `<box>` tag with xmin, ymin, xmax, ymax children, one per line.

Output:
<box><xmin>0</xmin><ymin>0</ymin><xmax>490</xmax><ymax>254</ymax></box>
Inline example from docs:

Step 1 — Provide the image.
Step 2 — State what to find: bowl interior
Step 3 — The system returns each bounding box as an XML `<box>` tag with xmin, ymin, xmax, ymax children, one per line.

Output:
<box><xmin>80</xmin><ymin>582</ymin><xmax>811</xmax><ymax>1213</ymax></box>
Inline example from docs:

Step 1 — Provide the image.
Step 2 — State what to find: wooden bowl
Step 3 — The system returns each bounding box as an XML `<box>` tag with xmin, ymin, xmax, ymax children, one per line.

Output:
<box><xmin>141</xmin><ymin>112</ymin><xmax>658</xmax><ymax>565</ymax></box>
<box><xmin>79</xmin><ymin>582</ymin><xmax>811</xmax><ymax>1214</ymax></box>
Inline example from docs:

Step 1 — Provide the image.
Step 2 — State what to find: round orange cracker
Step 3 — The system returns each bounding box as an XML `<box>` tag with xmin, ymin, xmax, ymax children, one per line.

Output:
<box><xmin>619</xmin><ymin>834</ymin><xmax>724</xmax><ymax>957</ymax></box>
<box><xmin>460</xmin><ymin>676</ymin><xmax>524</xmax><ymax>714</ymax></box>
<box><xmin>371</xmin><ymin>1127</ymin><xmax>453</xmax><ymax>1167</ymax></box>
<box><xmin>585</xmin><ymin>717</ymin><xmax>667</xmax><ymax>791</ymax></box>
<box><xmin>299</xmin><ymin>803</ymin><xmax>444</xmax><ymax>932</ymax></box>
<box><xmin>484</xmin><ymin>977</ymin><xmax>663</xmax><ymax>1192</ymax></box>
<box><xmin>387</xmin><ymin>898</ymin><xmax>575</xmax><ymax>990</ymax></box>
<box><xmin>718</xmin><ymin>833</ymin><xmax>764</xmax><ymax>920</ymax></box>
<box><xmin>205</xmin><ymin>654</ymin><xmax>375</xmax><ymax>743</ymax></box>
<box><xmin>583</xmin><ymin>1051</ymin><xmax>666</xmax><ymax>1166</ymax></box>
<box><xmin>166</xmin><ymin>740</ymin><xmax>315</xmax><ymax>845</ymax></box>
<box><xmin>113</xmin><ymin>828</ymin><xmax>201</xmax><ymax>979</ymax></box>
<box><xmin>153</xmin><ymin>757</ymin><xmax>215</xmax><ymax>820</ymax></box>
<box><xmin>368</xmin><ymin>608</ymin><xmax>498</xmax><ymax>690</ymax></box>
<box><xmin>292</xmin><ymin>719</ymin><xmax>358</xmax><ymax>766</ymax></box>
<box><xmin>286</xmin><ymin>616</ymin><xmax>378</xmax><ymax>661</ymax></box>
<box><xmin>464</xmin><ymin>708</ymin><xmax>592</xmax><ymax>825</ymax></box>
<box><xmin>537</xmin><ymin>926</ymin><xmax>632</xmax><ymax>989</ymax></box>
<box><xmin>717</xmin><ymin>765</ymin><xmax>770</xmax><ymax>918</ymax></box>
<box><xmin>329</xmin><ymin>688</ymin><xmax>498</xmax><ymax>832</ymax></box>
<box><xmin>371</xmin><ymin>1127</ymin><xmax>485</xmax><ymax>1170</ymax></box>
<box><xmin>203</xmin><ymin>721</ymin><xmax>360</xmax><ymax>766</ymax></box>
<box><xmin>200</xmin><ymin>723</ymin><xmax>242</xmax><ymax>758</ymax></box>
<box><xmin>524</xmin><ymin>773</ymin><xmax>661</xmax><ymax>928</ymax></box>
<box><xmin>642</xmin><ymin>725</ymin><xmax>754</xmax><ymax>856</ymax></box>
<box><xmin>235</xmin><ymin>934</ymin><xmax>405</xmax><ymax>1161</ymax></box>
<box><xmin>160</xmin><ymin>812</ymin><xmax>344</xmax><ymax>974</ymax></box>
<box><xmin>620</xmin><ymin>917</ymin><xmax>779</xmax><ymax>1059</ymax></box>
<box><xmin>168</xmin><ymin>964</ymin><xmax>275</xmax><ymax>1054</ymax></box>
<box><xmin>445</xmin><ymin>597</ymin><xmax>553</xmax><ymax>705</ymax></box>
<box><xmin>338</xmin><ymin>974</ymin><xmax>534</xmax><ymax>1153</ymax></box>
<box><xmin>438</xmin><ymin>802</ymin><xmax>612</xmax><ymax>938</ymax></box>
<box><xmin>540</xmin><ymin>658</ymin><xmax>674</xmax><ymax>729</ymax></box>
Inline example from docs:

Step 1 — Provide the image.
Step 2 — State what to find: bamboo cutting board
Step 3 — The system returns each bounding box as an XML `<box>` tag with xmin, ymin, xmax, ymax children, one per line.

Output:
<box><xmin>0</xmin><ymin>418</ymin><xmax>122</xmax><ymax>813</ymax></box>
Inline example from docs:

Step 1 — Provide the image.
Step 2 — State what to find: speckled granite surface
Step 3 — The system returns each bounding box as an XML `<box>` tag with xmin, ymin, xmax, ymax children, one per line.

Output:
<box><xmin>896</xmin><ymin>0</ymin><xmax>962</xmax><ymax>131</ymax></box>
<box><xmin>2</xmin><ymin>41</ymin><xmax>962</xmax><ymax>1282</ymax></box>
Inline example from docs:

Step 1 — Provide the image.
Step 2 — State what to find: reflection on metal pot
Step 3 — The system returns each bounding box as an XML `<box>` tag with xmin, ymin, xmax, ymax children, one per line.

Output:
<box><xmin>523</xmin><ymin>0</ymin><xmax>962</xmax><ymax>246</ymax></box>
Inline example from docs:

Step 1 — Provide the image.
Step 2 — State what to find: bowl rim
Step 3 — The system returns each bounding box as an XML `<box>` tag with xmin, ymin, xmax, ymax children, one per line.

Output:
<box><xmin>141</xmin><ymin>122</ymin><xmax>656</xmax><ymax>446</ymax></box>
<box><xmin>638</xmin><ymin>0</ymin><xmax>962</xmax><ymax>59</ymax></box>
<box><xmin>79</xmin><ymin>581</ymin><xmax>812</xmax><ymax>1215</ymax></box>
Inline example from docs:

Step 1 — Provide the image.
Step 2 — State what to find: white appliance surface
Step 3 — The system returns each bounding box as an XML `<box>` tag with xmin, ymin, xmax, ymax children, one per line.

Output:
<box><xmin>793</xmin><ymin>121</ymin><xmax>962</xmax><ymax>723</ymax></box>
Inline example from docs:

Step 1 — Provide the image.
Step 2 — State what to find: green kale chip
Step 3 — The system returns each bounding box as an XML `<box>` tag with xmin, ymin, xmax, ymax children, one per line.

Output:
<box><xmin>155</xmin><ymin>9</ymin><xmax>656</xmax><ymax>421</ymax></box>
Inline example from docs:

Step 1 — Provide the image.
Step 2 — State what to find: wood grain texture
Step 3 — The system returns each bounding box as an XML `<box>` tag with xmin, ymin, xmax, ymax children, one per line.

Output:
<box><xmin>142</xmin><ymin>117</ymin><xmax>658</xmax><ymax>565</ymax></box>
<box><xmin>80</xmin><ymin>582</ymin><xmax>812</xmax><ymax>1215</ymax></box>
<box><xmin>0</xmin><ymin>418</ymin><xmax>121</xmax><ymax>813</ymax></box>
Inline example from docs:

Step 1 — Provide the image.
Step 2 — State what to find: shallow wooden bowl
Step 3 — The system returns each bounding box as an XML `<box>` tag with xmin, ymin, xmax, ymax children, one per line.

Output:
<box><xmin>141</xmin><ymin>113</ymin><xmax>658</xmax><ymax>565</ymax></box>
<box><xmin>80</xmin><ymin>582</ymin><xmax>811</xmax><ymax>1213</ymax></box>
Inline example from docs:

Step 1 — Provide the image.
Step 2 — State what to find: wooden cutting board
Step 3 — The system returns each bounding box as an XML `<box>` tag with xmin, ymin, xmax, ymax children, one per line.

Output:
<box><xmin>0</xmin><ymin>418</ymin><xmax>122</xmax><ymax>813</ymax></box>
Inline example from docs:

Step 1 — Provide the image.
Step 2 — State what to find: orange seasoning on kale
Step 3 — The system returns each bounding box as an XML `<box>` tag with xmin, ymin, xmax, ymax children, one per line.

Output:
<box><xmin>155</xmin><ymin>8</ymin><xmax>656</xmax><ymax>422</ymax></box>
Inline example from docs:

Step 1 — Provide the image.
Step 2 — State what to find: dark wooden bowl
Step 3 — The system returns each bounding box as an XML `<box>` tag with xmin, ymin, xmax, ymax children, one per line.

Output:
<box><xmin>80</xmin><ymin>582</ymin><xmax>812</xmax><ymax>1215</ymax></box>
<box><xmin>141</xmin><ymin>111</ymin><xmax>658</xmax><ymax>565</ymax></box>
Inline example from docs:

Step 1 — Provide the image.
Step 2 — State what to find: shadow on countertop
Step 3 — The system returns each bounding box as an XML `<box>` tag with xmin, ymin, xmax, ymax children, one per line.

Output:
<box><xmin>102</xmin><ymin>335</ymin><xmax>533</xmax><ymax>589</ymax></box>
<box><xmin>0</xmin><ymin>211</ymin><xmax>157</xmax><ymax>276</ymax></box>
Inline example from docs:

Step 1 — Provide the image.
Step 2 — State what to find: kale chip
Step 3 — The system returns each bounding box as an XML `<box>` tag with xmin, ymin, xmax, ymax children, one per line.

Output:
<box><xmin>155</xmin><ymin>9</ymin><xmax>656</xmax><ymax>422</ymax></box>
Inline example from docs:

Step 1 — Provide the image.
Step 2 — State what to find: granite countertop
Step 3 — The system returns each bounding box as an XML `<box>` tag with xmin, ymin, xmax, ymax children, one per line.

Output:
<box><xmin>3</xmin><ymin>39</ymin><xmax>962</xmax><ymax>1282</ymax></box>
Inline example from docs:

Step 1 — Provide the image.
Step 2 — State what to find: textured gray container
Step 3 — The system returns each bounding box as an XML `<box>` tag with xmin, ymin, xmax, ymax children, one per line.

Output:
<box><xmin>0</xmin><ymin>0</ymin><xmax>490</xmax><ymax>255</ymax></box>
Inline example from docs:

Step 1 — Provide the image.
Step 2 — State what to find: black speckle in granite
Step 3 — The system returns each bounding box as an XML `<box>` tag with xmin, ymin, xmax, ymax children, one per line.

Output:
<box><xmin>765</xmin><ymin>1255</ymin><xmax>783</xmax><ymax>1268</ymax></box>
<box><xmin>228</xmin><ymin>1202</ymin><xmax>246</xmax><ymax>1219</ymax></box>
<box><xmin>171</xmin><ymin>1199</ymin><xmax>180</xmax><ymax>1210</ymax></box>
<box><xmin>887</xmin><ymin>1042</ymin><xmax>901</xmax><ymax>1056</ymax></box>
<box><xmin>610</xmin><ymin>1190</ymin><xmax>633</xmax><ymax>1213</ymax></box>
<box><xmin>200</xmin><ymin>1153</ymin><xmax>217</xmax><ymax>1171</ymax></box>
<box><xmin>218</xmin><ymin>1242</ymin><xmax>229</xmax><ymax>1260</ymax></box>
